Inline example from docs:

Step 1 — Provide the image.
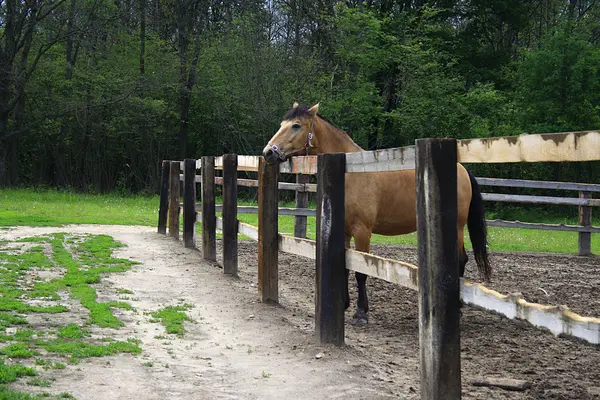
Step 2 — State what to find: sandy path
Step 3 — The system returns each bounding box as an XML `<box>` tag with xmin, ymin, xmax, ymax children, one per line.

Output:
<box><xmin>2</xmin><ymin>225</ymin><xmax>397</xmax><ymax>400</ymax></box>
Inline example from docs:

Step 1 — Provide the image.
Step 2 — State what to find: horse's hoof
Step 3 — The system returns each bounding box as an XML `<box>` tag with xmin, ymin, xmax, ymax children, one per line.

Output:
<box><xmin>351</xmin><ymin>309</ymin><xmax>368</xmax><ymax>325</ymax></box>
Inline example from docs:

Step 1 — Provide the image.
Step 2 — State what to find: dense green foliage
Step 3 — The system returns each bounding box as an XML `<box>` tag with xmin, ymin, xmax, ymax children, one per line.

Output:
<box><xmin>1</xmin><ymin>1</ymin><xmax>599</xmax><ymax>191</ymax></box>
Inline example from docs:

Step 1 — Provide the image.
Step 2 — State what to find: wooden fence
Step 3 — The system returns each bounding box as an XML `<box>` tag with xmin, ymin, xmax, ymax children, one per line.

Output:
<box><xmin>158</xmin><ymin>130</ymin><xmax>600</xmax><ymax>400</ymax></box>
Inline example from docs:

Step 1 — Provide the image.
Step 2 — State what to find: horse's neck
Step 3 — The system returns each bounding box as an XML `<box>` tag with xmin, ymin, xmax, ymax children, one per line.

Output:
<box><xmin>314</xmin><ymin>117</ymin><xmax>363</xmax><ymax>154</ymax></box>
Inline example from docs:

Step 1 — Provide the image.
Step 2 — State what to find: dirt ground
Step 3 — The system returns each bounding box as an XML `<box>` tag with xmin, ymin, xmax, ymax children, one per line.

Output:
<box><xmin>2</xmin><ymin>225</ymin><xmax>599</xmax><ymax>399</ymax></box>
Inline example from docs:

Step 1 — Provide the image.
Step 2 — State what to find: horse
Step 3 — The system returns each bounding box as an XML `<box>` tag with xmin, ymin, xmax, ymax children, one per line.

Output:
<box><xmin>262</xmin><ymin>103</ymin><xmax>491</xmax><ymax>324</ymax></box>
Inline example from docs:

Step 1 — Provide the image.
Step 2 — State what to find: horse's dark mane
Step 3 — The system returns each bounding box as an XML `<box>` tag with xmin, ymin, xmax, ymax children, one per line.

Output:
<box><xmin>283</xmin><ymin>105</ymin><xmax>353</xmax><ymax>139</ymax></box>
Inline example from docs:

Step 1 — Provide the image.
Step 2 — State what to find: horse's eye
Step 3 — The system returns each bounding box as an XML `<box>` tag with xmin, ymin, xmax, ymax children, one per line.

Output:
<box><xmin>292</xmin><ymin>123</ymin><xmax>301</xmax><ymax>129</ymax></box>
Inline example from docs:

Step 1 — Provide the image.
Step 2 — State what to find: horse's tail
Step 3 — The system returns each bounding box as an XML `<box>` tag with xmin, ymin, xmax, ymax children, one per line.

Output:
<box><xmin>467</xmin><ymin>170</ymin><xmax>492</xmax><ymax>281</ymax></box>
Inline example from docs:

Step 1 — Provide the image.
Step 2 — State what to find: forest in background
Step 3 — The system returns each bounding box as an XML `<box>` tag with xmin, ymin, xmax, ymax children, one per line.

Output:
<box><xmin>1</xmin><ymin>0</ymin><xmax>600</xmax><ymax>193</ymax></box>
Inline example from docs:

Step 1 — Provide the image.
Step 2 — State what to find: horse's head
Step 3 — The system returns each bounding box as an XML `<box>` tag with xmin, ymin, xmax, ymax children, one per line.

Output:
<box><xmin>262</xmin><ymin>102</ymin><xmax>319</xmax><ymax>164</ymax></box>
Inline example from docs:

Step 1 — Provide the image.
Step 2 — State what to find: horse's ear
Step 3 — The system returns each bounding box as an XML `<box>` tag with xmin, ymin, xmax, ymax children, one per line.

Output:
<box><xmin>308</xmin><ymin>103</ymin><xmax>320</xmax><ymax>116</ymax></box>
<box><xmin>292</xmin><ymin>102</ymin><xmax>299</xmax><ymax>108</ymax></box>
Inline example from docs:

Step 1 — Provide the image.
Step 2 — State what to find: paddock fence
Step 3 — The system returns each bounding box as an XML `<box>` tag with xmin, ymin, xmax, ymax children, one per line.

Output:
<box><xmin>158</xmin><ymin>130</ymin><xmax>600</xmax><ymax>400</ymax></box>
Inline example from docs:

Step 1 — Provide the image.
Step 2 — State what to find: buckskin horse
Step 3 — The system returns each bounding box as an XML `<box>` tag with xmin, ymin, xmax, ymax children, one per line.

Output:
<box><xmin>262</xmin><ymin>103</ymin><xmax>491</xmax><ymax>324</ymax></box>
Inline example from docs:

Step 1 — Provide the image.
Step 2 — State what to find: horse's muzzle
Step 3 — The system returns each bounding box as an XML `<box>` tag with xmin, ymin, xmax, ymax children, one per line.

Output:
<box><xmin>263</xmin><ymin>149</ymin><xmax>280</xmax><ymax>164</ymax></box>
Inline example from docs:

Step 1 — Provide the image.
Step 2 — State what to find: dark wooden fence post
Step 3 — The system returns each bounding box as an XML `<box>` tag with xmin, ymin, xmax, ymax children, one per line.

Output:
<box><xmin>416</xmin><ymin>138</ymin><xmax>461</xmax><ymax>400</ymax></box>
<box><xmin>294</xmin><ymin>174</ymin><xmax>309</xmax><ymax>238</ymax></box>
<box><xmin>183</xmin><ymin>159</ymin><xmax>197</xmax><ymax>248</ymax></box>
<box><xmin>168</xmin><ymin>161</ymin><xmax>181</xmax><ymax>239</ymax></box>
<box><xmin>201</xmin><ymin>156</ymin><xmax>216</xmax><ymax>261</ymax></box>
<box><xmin>223</xmin><ymin>153</ymin><xmax>238</xmax><ymax>275</ymax></box>
<box><xmin>315</xmin><ymin>153</ymin><xmax>346</xmax><ymax>346</ymax></box>
<box><xmin>579</xmin><ymin>191</ymin><xmax>592</xmax><ymax>256</ymax></box>
<box><xmin>158</xmin><ymin>160</ymin><xmax>170</xmax><ymax>234</ymax></box>
<box><xmin>258</xmin><ymin>158</ymin><xmax>279</xmax><ymax>303</ymax></box>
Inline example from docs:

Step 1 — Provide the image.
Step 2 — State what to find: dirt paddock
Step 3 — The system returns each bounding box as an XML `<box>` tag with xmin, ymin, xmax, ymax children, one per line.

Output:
<box><xmin>2</xmin><ymin>225</ymin><xmax>599</xmax><ymax>399</ymax></box>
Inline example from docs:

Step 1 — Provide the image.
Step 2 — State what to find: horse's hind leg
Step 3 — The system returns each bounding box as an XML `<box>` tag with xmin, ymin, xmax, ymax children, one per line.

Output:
<box><xmin>458</xmin><ymin>227</ymin><xmax>468</xmax><ymax>278</ymax></box>
<box><xmin>352</xmin><ymin>227</ymin><xmax>371</xmax><ymax>325</ymax></box>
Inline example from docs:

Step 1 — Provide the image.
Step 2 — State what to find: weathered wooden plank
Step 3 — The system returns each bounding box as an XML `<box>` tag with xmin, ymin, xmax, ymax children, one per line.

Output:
<box><xmin>216</xmin><ymin>155</ymin><xmax>258</xmax><ymax>172</ymax></box>
<box><xmin>579</xmin><ymin>191</ymin><xmax>593</xmax><ymax>256</ymax></box>
<box><xmin>482</xmin><ymin>193</ymin><xmax>600</xmax><ymax>207</ymax></box>
<box><xmin>346</xmin><ymin>146</ymin><xmax>416</xmax><ymax>172</ymax></box>
<box><xmin>183</xmin><ymin>159</ymin><xmax>197</xmax><ymax>248</ymax></box>
<box><xmin>416</xmin><ymin>138</ymin><xmax>461</xmax><ymax>400</ymax></box>
<box><xmin>486</xmin><ymin>219</ymin><xmax>600</xmax><ymax>233</ymax></box>
<box><xmin>195</xmin><ymin>204</ymin><xmax>316</xmax><ymax>217</ymax></box>
<box><xmin>295</xmin><ymin>174</ymin><xmax>309</xmax><ymax>238</ymax></box>
<box><xmin>179</xmin><ymin>173</ymin><xmax>201</xmax><ymax>183</ymax></box>
<box><xmin>346</xmin><ymin>250</ymin><xmax>418</xmax><ymax>291</ymax></box>
<box><xmin>213</xmin><ymin>176</ymin><xmax>316</xmax><ymax>192</ymax></box>
<box><xmin>315</xmin><ymin>153</ymin><xmax>346</xmax><ymax>346</ymax></box>
<box><xmin>279</xmin><ymin>155</ymin><xmax>319</xmax><ymax>175</ymax></box>
<box><xmin>258</xmin><ymin>158</ymin><xmax>279</xmax><ymax>303</ymax></box>
<box><xmin>222</xmin><ymin>154</ymin><xmax>238</xmax><ymax>275</ymax></box>
<box><xmin>460</xmin><ymin>281</ymin><xmax>600</xmax><ymax>345</ymax></box>
<box><xmin>278</xmin><ymin>235</ymin><xmax>316</xmax><ymax>259</ymax></box>
<box><xmin>238</xmin><ymin>221</ymin><xmax>259</xmax><ymax>241</ymax></box>
<box><xmin>201</xmin><ymin>156</ymin><xmax>217</xmax><ymax>262</ymax></box>
<box><xmin>458</xmin><ymin>130</ymin><xmax>600</xmax><ymax>163</ymax></box>
<box><xmin>158</xmin><ymin>160</ymin><xmax>170</xmax><ymax>234</ymax></box>
<box><xmin>476</xmin><ymin>177</ymin><xmax>600</xmax><ymax>192</ymax></box>
<box><xmin>168</xmin><ymin>161</ymin><xmax>181</xmax><ymax>240</ymax></box>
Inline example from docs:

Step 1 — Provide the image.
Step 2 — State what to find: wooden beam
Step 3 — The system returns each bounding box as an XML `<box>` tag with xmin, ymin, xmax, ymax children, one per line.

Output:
<box><xmin>258</xmin><ymin>158</ymin><xmax>279</xmax><ymax>303</ymax></box>
<box><xmin>487</xmin><ymin>219</ymin><xmax>600</xmax><ymax>233</ymax></box>
<box><xmin>295</xmin><ymin>174</ymin><xmax>309</xmax><ymax>238</ymax></box>
<box><xmin>346</xmin><ymin>146</ymin><xmax>416</xmax><ymax>172</ymax></box>
<box><xmin>482</xmin><ymin>193</ymin><xmax>600</xmax><ymax>207</ymax></box>
<box><xmin>195</xmin><ymin>204</ymin><xmax>316</xmax><ymax>217</ymax></box>
<box><xmin>476</xmin><ymin>177</ymin><xmax>600</xmax><ymax>192</ymax></box>
<box><xmin>222</xmin><ymin>154</ymin><xmax>238</xmax><ymax>275</ymax></box>
<box><xmin>461</xmin><ymin>280</ymin><xmax>600</xmax><ymax>345</ymax></box>
<box><xmin>279</xmin><ymin>156</ymin><xmax>318</xmax><ymax>175</ymax></box>
<box><xmin>416</xmin><ymin>138</ymin><xmax>461</xmax><ymax>400</ymax></box>
<box><xmin>157</xmin><ymin>160</ymin><xmax>170</xmax><ymax>235</ymax></box>
<box><xmin>278</xmin><ymin>235</ymin><xmax>316</xmax><ymax>259</ymax></box>
<box><xmin>168</xmin><ymin>161</ymin><xmax>181</xmax><ymax>240</ymax></box>
<box><xmin>238</xmin><ymin>221</ymin><xmax>259</xmax><ymax>241</ymax></box>
<box><xmin>183</xmin><ymin>159</ymin><xmax>197</xmax><ymax>248</ymax></box>
<box><xmin>458</xmin><ymin>130</ymin><xmax>600</xmax><ymax>163</ymax></box>
<box><xmin>214</xmin><ymin>177</ymin><xmax>317</xmax><ymax>192</ymax></box>
<box><xmin>346</xmin><ymin>249</ymin><xmax>418</xmax><ymax>291</ymax></box>
<box><xmin>315</xmin><ymin>153</ymin><xmax>346</xmax><ymax>346</ymax></box>
<box><xmin>579</xmin><ymin>191</ymin><xmax>593</xmax><ymax>256</ymax></box>
<box><xmin>201</xmin><ymin>156</ymin><xmax>216</xmax><ymax>262</ymax></box>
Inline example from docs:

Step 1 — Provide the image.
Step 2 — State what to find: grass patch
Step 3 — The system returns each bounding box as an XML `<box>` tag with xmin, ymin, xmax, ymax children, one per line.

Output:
<box><xmin>27</xmin><ymin>377</ymin><xmax>53</xmax><ymax>387</ymax></box>
<box><xmin>0</xmin><ymin>189</ymin><xmax>158</xmax><ymax>227</ymax></box>
<box><xmin>150</xmin><ymin>305</ymin><xmax>193</xmax><ymax>337</ymax></box>
<box><xmin>0</xmin><ymin>360</ymin><xmax>37</xmax><ymax>383</ymax></box>
<box><xmin>58</xmin><ymin>324</ymin><xmax>88</xmax><ymax>340</ymax></box>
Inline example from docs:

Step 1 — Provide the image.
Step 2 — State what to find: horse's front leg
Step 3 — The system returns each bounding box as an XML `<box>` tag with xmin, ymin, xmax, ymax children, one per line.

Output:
<box><xmin>354</xmin><ymin>272</ymin><xmax>369</xmax><ymax>324</ymax></box>
<box><xmin>352</xmin><ymin>227</ymin><xmax>371</xmax><ymax>325</ymax></box>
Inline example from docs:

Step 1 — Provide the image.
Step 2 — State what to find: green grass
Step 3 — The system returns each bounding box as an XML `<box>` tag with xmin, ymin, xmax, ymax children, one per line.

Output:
<box><xmin>150</xmin><ymin>305</ymin><xmax>193</xmax><ymax>337</ymax></box>
<box><xmin>0</xmin><ymin>188</ymin><xmax>158</xmax><ymax>227</ymax></box>
<box><xmin>1</xmin><ymin>188</ymin><xmax>598</xmax><ymax>254</ymax></box>
<box><xmin>0</xmin><ymin>232</ymin><xmax>145</xmax><ymax>395</ymax></box>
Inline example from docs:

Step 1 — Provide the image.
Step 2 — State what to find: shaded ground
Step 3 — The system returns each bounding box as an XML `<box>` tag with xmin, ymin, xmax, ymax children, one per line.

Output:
<box><xmin>1</xmin><ymin>225</ymin><xmax>598</xmax><ymax>399</ymax></box>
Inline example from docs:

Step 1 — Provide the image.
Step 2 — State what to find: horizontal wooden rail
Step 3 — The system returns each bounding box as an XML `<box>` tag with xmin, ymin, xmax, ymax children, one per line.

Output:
<box><xmin>461</xmin><ymin>281</ymin><xmax>600</xmax><ymax>345</ymax></box>
<box><xmin>476</xmin><ymin>177</ymin><xmax>600</xmax><ymax>192</ymax></box>
<box><xmin>194</xmin><ymin>204</ymin><xmax>315</xmax><ymax>217</ymax></box>
<box><xmin>345</xmin><ymin>146</ymin><xmax>416</xmax><ymax>172</ymax></box>
<box><xmin>482</xmin><ymin>193</ymin><xmax>600</xmax><ymax>207</ymax></box>
<box><xmin>457</xmin><ymin>130</ymin><xmax>600</xmax><ymax>163</ymax></box>
<box><xmin>214</xmin><ymin>177</ymin><xmax>317</xmax><ymax>192</ymax></box>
